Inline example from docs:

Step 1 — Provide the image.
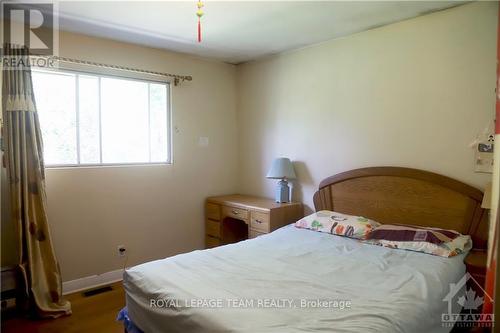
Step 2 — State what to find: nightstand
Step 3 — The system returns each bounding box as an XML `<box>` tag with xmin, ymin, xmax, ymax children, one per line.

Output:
<box><xmin>453</xmin><ymin>250</ymin><xmax>488</xmax><ymax>331</ymax></box>
<box><xmin>205</xmin><ymin>194</ymin><xmax>303</xmax><ymax>248</ymax></box>
<box><xmin>465</xmin><ymin>250</ymin><xmax>487</xmax><ymax>289</ymax></box>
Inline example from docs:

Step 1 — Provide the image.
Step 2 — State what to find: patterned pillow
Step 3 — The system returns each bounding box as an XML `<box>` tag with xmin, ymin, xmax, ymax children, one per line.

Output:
<box><xmin>367</xmin><ymin>224</ymin><xmax>461</xmax><ymax>244</ymax></box>
<box><xmin>294</xmin><ymin>210</ymin><xmax>380</xmax><ymax>239</ymax></box>
<box><xmin>366</xmin><ymin>224</ymin><xmax>472</xmax><ymax>257</ymax></box>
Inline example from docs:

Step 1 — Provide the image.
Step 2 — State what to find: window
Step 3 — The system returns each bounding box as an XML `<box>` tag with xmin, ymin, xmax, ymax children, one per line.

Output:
<box><xmin>32</xmin><ymin>68</ymin><xmax>171</xmax><ymax>166</ymax></box>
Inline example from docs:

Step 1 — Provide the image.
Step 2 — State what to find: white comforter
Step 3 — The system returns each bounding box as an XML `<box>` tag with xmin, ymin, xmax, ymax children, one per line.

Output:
<box><xmin>124</xmin><ymin>225</ymin><xmax>466</xmax><ymax>333</ymax></box>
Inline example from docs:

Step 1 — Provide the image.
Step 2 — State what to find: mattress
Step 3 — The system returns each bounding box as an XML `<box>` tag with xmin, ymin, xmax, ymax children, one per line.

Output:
<box><xmin>124</xmin><ymin>224</ymin><xmax>467</xmax><ymax>333</ymax></box>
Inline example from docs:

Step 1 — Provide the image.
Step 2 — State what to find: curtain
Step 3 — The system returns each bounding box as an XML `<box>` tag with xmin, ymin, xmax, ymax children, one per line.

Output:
<box><xmin>2</xmin><ymin>44</ymin><xmax>71</xmax><ymax>318</ymax></box>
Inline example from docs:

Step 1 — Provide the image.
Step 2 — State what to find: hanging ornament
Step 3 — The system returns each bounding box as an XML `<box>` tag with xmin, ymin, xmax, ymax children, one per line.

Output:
<box><xmin>196</xmin><ymin>1</ymin><xmax>204</xmax><ymax>43</ymax></box>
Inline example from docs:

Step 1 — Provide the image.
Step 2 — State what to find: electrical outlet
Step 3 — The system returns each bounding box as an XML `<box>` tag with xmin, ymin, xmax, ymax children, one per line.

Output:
<box><xmin>117</xmin><ymin>245</ymin><xmax>126</xmax><ymax>257</ymax></box>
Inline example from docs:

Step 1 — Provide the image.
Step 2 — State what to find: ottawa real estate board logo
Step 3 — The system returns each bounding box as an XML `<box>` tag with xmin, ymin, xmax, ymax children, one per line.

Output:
<box><xmin>442</xmin><ymin>273</ymin><xmax>494</xmax><ymax>328</ymax></box>
<box><xmin>1</xmin><ymin>1</ymin><xmax>58</xmax><ymax>68</ymax></box>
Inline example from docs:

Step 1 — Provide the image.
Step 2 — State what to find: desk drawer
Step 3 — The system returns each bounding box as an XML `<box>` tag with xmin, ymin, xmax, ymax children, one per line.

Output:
<box><xmin>249</xmin><ymin>229</ymin><xmax>266</xmax><ymax>239</ymax></box>
<box><xmin>205</xmin><ymin>236</ymin><xmax>220</xmax><ymax>249</ymax></box>
<box><xmin>206</xmin><ymin>220</ymin><xmax>220</xmax><ymax>238</ymax></box>
<box><xmin>222</xmin><ymin>206</ymin><xmax>249</xmax><ymax>222</ymax></box>
<box><xmin>206</xmin><ymin>203</ymin><xmax>221</xmax><ymax>221</ymax></box>
<box><xmin>250</xmin><ymin>211</ymin><xmax>270</xmax><ymax>232</ymax></box>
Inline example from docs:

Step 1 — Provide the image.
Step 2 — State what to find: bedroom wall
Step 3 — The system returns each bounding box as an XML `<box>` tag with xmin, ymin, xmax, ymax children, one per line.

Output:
<box><xmin>236</xmin><ymin>1</ymin><xmax>497</xmax><ymax>212</ymax></box>
<box><xmin>50</xmin><ymin>32</ymin><xmax>238</xmax><ymax>282</ymax></box>
<box><xmin>1</xmin><ymin>26</ymin><xmax>239</xmax><ymax>281</ymax></box>
<box><xmin>1</xmin><ymin>1</ymin><xmax>496</xmax><ymax>284</ymax></box>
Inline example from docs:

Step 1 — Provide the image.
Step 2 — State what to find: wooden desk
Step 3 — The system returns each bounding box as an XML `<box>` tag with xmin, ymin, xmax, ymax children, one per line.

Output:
<box><xmin>205</xmin><ymin>194</ymin><xmax>303</xmax><ymax>248</ymax></box>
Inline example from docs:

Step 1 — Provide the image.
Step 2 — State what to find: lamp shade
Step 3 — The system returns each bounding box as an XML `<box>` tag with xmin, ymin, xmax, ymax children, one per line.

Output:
<box><xmin>266</xmin><ymin>158</ymin><xmax>296</xmax><ymax>180</ymax></box>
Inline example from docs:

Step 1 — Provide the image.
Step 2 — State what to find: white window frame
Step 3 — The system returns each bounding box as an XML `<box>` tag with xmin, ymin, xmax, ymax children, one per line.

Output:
<box><xmin>32</xmin><ymin>64</ymin><xmax>173</xmax><ymax>168</ymax></box>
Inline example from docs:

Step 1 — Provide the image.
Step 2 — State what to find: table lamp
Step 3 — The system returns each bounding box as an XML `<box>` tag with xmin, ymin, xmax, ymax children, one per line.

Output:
<box><xmin>266</xmin><ymin>158</ymin><xmax>296</xmax><ymax>203</ymax></box>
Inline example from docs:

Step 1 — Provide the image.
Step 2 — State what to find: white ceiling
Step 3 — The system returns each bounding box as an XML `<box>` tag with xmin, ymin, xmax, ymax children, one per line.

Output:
<box><xmin>14</xmin><ymin>1</ymin><xmax>466</xmax><ymax>64</ymax></box>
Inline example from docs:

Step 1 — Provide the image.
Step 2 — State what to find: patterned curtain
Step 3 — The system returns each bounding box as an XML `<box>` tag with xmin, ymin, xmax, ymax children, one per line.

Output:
<box><xmin>1</xmin><ymin>44</ymin><xmax>71</xmax><ymax>317</ymax></box>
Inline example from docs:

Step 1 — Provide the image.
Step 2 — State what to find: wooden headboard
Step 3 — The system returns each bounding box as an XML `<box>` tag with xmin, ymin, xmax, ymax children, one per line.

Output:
<box><xmin>313</xmin><ymin>167</ymin><xmax>487</xmax><ymax>250</ymax></box>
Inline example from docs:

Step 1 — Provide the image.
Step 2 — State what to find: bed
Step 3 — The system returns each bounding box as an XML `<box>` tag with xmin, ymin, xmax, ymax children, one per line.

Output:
<box><xmin>120</xmin><ymin>167</ymin><xmax>487</xmax><ymax>333</ymax></box>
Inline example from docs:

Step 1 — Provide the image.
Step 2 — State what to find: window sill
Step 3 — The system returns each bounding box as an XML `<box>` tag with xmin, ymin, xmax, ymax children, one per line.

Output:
<box><xmin>45</xmin><ymin>162</ymin><xmax>172</xmax><ymax>170</ymax></box>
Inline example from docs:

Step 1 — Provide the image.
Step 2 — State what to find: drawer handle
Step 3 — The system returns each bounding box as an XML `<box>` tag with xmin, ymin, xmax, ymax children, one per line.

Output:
<box><xmin>254</xmin><ymin>219</ymin><xmax>263</xmax><ymax>224</ymax></box>
<box><xmin>231</xmin><ymin>210</ymin><xmax>239</xmax><ymax>215</ymax></box>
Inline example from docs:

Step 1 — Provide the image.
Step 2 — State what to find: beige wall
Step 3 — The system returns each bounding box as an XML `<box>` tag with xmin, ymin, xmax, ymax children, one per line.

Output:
<box><xmin>26</xmin><ymin>32</ymin><xmax>238</xmax><ymax>281</ymax></box>
<box><xmin>237</xmin><ymin>2</ymin><xmax>497</xmax><ymax>213</ymax></box>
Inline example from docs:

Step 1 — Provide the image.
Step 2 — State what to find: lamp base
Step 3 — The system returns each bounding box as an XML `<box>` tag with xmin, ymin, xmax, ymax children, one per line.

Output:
<box><xmin>275</xmin><ymin>179</ymin><xmax>290</xmax><ymax>203</ymax></box>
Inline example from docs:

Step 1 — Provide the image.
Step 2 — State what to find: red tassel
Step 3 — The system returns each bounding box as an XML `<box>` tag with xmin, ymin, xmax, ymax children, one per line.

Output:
<box><xmin>198</xmin><ymin>19</ymin><xmax>201</xmax><ymax>43</ymax></box>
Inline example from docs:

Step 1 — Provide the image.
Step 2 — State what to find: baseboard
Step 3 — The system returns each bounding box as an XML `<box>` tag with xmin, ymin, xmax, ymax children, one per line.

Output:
<box><xmin>62</xmin><ymin>269</ymin><xmax>124</xmax><ymax>295</ymax></box>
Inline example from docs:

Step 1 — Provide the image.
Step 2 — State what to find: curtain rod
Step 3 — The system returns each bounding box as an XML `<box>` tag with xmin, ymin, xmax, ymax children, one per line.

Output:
<box><xmin>32</xmin><ymin>54</ymin><xmax>193</xmax><ymax>86</ymax></box>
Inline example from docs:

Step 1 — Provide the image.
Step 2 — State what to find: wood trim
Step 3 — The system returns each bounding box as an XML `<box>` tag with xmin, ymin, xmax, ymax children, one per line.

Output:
<box><xmin>313</xmin><ymin>167</ymin><xmax>486</xmax><ymax>249</ymax></box>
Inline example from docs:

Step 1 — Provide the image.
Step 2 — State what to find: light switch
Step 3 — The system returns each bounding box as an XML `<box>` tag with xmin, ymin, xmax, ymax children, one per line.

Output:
<box><xmin>198</xmin><ymin>137</ymin><xmax>209</xmax><ymax>147</ymax></box>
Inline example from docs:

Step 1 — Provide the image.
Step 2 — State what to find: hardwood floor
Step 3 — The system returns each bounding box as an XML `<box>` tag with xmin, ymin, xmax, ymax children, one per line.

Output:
<box><xmin>1</xmin><ymin>282</ymin><xmax>125</xmax><ymax>333</ymax></box>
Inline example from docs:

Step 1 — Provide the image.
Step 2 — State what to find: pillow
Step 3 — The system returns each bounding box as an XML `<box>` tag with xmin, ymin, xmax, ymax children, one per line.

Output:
<box><xmin>367</xmin><ymin>224</ymin><xmax>461</xmax><ymax>244</ymax></box>
<box><xmin>366</xmin><ymin>224</ymin><xmax>472</xmax><ymax>257</ymax></box>
<box><xmin>294</xmin><ymin>210</ymin><xmax>380</xmax><ymax>239</ymax></box>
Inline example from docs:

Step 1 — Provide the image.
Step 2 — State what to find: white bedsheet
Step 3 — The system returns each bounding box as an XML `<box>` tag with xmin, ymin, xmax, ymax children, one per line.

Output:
<box><xmin>124</xmin><ymin>225</ymin><xmax>466</xmax><ymax>333</ymax></box>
